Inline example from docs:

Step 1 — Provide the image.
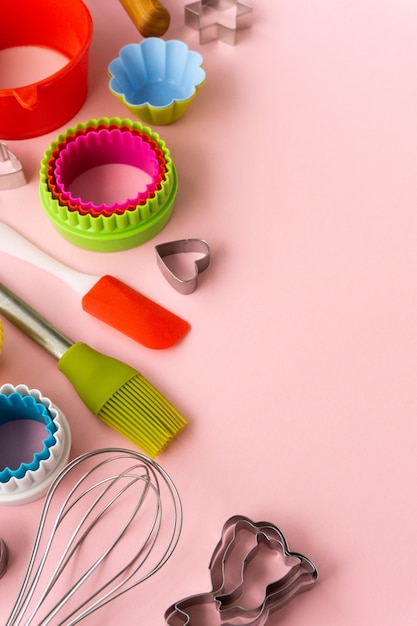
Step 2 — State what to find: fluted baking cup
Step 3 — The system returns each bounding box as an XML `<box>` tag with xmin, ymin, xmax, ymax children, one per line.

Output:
<box><xmin>0</xmin><ymin>384</ymin><xmax>71</xmax><ymax>505</ymax></box>
<box><xmin>109</xmin><ymin>38</ymin><xmax>205</xmax><ymax>124</ymax></box>
<box><xmin>53</xmin><ymin>129</ymin><xmax>162</xmax><ymax>214</ymax></box>
<box><xmin>39</xmin><ymin>118</ymin><xmax>177</xmax><ymax>251</ymax></box>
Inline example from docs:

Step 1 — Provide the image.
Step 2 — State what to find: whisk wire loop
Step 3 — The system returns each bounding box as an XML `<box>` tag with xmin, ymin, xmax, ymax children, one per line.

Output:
<box><xmin>33</xmin><ymin>470</ymin><xmax>154</xmax><ymax>624</ymax></box>
<box><xmin>5</xmin><ymin>448</ymin><xmax>182</xmax><ymax>626</ymax></box>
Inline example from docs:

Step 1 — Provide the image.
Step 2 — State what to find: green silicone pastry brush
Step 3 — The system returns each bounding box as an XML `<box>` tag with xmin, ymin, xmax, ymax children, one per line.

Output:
<box><xmin>0</xmin><ymin>282</ymin><xmax>187</xmax><ymax>457</ymax></box>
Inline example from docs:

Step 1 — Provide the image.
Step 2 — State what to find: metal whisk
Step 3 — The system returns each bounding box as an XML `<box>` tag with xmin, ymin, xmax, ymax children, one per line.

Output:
<box><xmin>5</xmin><ymin>448</ymin><xmax>182</xmax><ymax>625</ymax></box>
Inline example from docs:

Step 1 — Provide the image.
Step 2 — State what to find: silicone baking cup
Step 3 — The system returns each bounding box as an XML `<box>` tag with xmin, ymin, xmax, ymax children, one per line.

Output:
<box><xmin>39</xmin><ymin>118</ymin><xmax>177</xmax><ymax>251</ymax></box>
<box><xmin>0</xmin><ymin>384</ymin><xmax>71</xmax><ymax>505</ymax></box>
<box><xmin>108</xmin><ymin>38</ymin><xmax>205</xmax><ymax>125</ymax></box>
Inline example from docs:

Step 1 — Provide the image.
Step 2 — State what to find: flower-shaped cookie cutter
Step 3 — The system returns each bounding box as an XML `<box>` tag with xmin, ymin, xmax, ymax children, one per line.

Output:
<box><xmin>38</xmin><ymin>117</ymin><xmax>178</xmax><ymax>251</ymax></box>
<box><xmin>164</xmin><ymin>514</ymin><xmax>318</xmax><ymax>625</ymax></box>
<box><xmin>185</xmin><ymin>0</ymin><xmax>253</xmax><ymax>45</ymax></box>
<box><xmin>45</xmin><ymin>125</ymin><xmax>168</xmax><ymax>216</ymax></box>
<box><xmin>0</xmin><ymin>384</ymin><xmax>71</xmax><ymax>505</ymax></box>
<box><xmin>53</xmin><ymin>128</ymin><xmax>163</xmax><ymax>215</ymax></box>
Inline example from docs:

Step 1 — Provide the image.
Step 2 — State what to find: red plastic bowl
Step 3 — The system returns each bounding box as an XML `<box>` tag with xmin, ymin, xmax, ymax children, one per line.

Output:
<box><xmin>0</xmin><ymin>0</ymin><xmax>93</xmax><ymax>139</ymax></box>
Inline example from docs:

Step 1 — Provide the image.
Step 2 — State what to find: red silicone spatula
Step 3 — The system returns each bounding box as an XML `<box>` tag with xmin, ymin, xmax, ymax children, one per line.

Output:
<box><xmin>0</xmin><ymin>221</ymin><xmax>190</xmax><ymax>349</ymax></box>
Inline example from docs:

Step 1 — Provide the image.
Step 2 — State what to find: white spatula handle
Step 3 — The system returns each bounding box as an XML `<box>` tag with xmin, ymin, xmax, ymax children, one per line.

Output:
<box><xmin>0</xmin><ymin>221</ymin><xmax>98</xmax><ymax>296</ymax></box>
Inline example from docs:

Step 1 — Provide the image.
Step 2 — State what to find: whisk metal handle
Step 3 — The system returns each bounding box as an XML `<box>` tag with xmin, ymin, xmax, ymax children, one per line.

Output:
<box><xmin>0</xmin><ymin>281</ymin><xmax>73</xmax><ymax>359</ymax></box>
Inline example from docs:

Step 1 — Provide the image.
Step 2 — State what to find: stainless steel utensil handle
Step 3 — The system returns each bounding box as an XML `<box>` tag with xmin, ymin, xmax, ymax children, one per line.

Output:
<box><xmin>0</xmin><ymin>282</ymin><xmax>73</xmax><ymax>360</ymax></box>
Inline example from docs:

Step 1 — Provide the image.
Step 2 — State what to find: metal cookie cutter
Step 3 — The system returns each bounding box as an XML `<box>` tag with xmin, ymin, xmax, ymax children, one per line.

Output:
<box><xmin>0</xmin><ymin>143</ymin><xmax>26</xmax><ymax>190</ymax></box>
<box><xmin>164</xmin><ymin>514</ymin><xmax>318</xmax><ymax>626</ymax></box>
<box><xmin>185</xmin><ymin>0</ymin><xmax>253</xmax><ymax>45</ymax></box>
<box><xmin>0</xmin><ymin>537</ymin><xmax>8</xmax><ymax>579</ymax></box>
<box><xmin>155</xmin><ymin>239</ymin><xmax>210</xmax><ymax>294</ymax></box>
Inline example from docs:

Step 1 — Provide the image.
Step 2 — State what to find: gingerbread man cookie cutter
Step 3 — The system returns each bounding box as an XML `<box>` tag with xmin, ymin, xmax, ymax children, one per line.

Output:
<box><xmin>164</xmin><ymin>514</ymin><xmax>318</xmax><ymax>625</ymax></box>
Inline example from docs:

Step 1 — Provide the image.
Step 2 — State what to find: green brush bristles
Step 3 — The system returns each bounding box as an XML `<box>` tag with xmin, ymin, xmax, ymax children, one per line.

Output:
<box><xmin>57</xmin><ymin>342</ymin><xmax>187</xmax><ymax>457</ymax></box>
<box><xmin>98</xmin><ymin>375</ymin><xmax>187</xmax><ymax>457</ymax></box>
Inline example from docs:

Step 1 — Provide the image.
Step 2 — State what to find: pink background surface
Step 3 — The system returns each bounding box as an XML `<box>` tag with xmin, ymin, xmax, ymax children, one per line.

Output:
<box><xmin>1</xmin><ymin>0</ymin><xmax>417</xmax><ymax>623</ymax></box>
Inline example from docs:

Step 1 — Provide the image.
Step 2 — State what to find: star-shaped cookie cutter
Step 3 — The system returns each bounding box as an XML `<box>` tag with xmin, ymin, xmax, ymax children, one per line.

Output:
<box><xmin>184</xmin><ymin>0</ymin><xmax>253</xmax><ymax>45</ymax></box>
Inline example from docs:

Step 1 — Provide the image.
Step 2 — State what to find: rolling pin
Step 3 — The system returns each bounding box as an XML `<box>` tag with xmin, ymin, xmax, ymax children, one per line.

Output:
<box><xmin>119</xmin><ymin>0</ymin><xmax>170</xmax><ymax>37</ymax></box>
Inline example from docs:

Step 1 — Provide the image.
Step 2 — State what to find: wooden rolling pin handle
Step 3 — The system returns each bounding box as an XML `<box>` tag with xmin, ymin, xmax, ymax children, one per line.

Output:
<box><xmin>119</xmin><ymin>0</ymin><xmax>171</xmax><ymax>38</ymax></box>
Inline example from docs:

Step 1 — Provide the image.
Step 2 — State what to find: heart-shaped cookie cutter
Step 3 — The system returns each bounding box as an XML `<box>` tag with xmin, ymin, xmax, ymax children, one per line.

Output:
<box><xmin>164</xmin><ymin>514</ymin><xmax>318</xmax><ymax>626</ymax></box>
<box><xmin>155</xmin><ymin>239</ymin><xmax>210</xmax><ymax>294</ymax></box>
